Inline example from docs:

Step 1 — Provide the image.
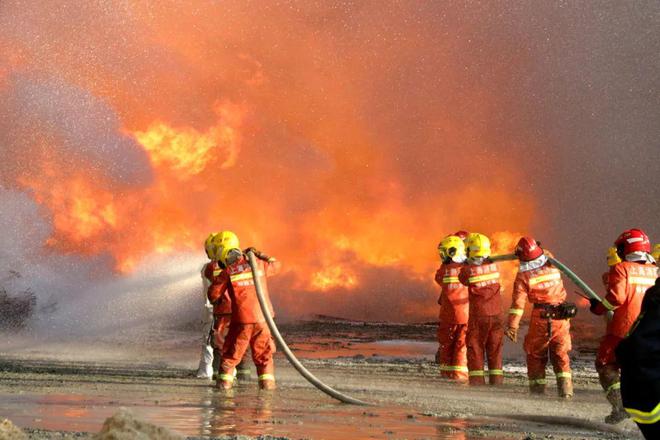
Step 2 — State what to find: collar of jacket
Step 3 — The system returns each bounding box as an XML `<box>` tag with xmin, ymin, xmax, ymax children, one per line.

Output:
<box><xmin>518</xmin><ymin>254</ymin><xmax>548</xmax><ymax>273</ymax></box>
<box><xmin>625</xmin><ymin>251</ymin><xmax>656</xmax><ymax>264</ymax></box>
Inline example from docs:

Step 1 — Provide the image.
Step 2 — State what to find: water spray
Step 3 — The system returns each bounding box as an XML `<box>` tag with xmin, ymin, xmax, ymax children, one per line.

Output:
<box><xmin>246</xmin><ymin>250</ymin><xmax>371</xmax><ymax>406</ymax></box>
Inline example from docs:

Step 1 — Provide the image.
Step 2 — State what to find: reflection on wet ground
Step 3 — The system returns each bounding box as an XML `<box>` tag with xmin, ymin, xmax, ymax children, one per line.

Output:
<box><xmin>0</xmin><ymin>385</ymin><xmax>485</xmax><ymax>439</ymax></box>
<box><xmin>289</xmin><ymin>338</ymin><xmax>437</xmax><ymax>360</ymax></box>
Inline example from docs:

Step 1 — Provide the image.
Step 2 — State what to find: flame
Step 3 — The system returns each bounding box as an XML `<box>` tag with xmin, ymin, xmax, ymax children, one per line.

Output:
<box><xmin>310</xmin><ymin>265</ymin><xmax>358</xmax><ymax>291</ymax></box>
<box><xmin>2</xmin><ymin>2</ymin><xmax>545</xmax><ymax>321</ymax></box>
<box><xmin>135</xmin><ymin>102</ymin><xmax>244</xmax><ymax>178</ymax></box>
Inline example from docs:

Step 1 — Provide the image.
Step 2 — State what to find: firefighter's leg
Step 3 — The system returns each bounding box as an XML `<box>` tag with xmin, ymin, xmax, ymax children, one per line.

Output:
<box><xmin>595</xmin><ymin>334</ymin><xmax>627</xmax><ymax>424</ymax></box>
<box><xmin>549</xmin><ymin>319</ymin><xmax>573</xmax><ymax>398</ymax></box>
<box><xmin>524</xmin><ymin>317</ymin><xmax>548</xmax><ymax>394</ymax></box>
<box><xmin>452</xmin><ymin>324</ymin><xmax>469</xmax><ymax>383</ymax></box>
<box><xmin>251</xmin><ymin>322</ymin><xmax>277</xmax><ymax>390</ymax></box>
<box><xmin>486</xmin><ymin>316</ymin><xmax>504</xmax><ymax>385</ymax></box>
<box><xmin>636</xmin><ymin>421</ymin><xmax>660</xmax><ymax>439</ymax></box>
<box><xmin>196</xmin><ymin>308</ymin><xmax>216</xmax><ymax>379</ymax></box>
<box><xmin>437</xmin><ymin>323</ymin><xmax>453</xmax><ymax>378</ymax></box>
<box><xmin>211</xmin><ymin>316</ymin><xmax>231</xmax><ymax>378</ymax></box>
<box><xmin>467</xmin><ymin>317</ymin><xmax>486</xmax><ymax>385</ymax></box>
<box><xmin>218</xmin><ymin>323</ymin><xmax>252</xmax><ymax>390</ymax></box>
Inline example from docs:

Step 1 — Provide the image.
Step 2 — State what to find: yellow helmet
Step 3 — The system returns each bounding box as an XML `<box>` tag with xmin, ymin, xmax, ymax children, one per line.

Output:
<box><xmin>438</xmin><ymin>235</ymin><xmax>466</xmax><ymax>262</ymax></box>
<box><xmin>652</xmin><ymin>244</ymin><xmax>660</xmax><ymax>261</ymax></box>
<box><xmin>204</xmin><ymin>232</ymin><xmax>218</xmax><ymax>259</ymax></box>
<box><xmin>607</xmin><ymin>247</ymin><xmax>621</xmax><ymax>267</ymax></box>
<box><xmin>213</xmin><ymin>230</ymin><xmax>241</xmax><ymax>264</ymax></box>
<box><xmin>466</xmin><ymin>233</ymin><xmax>491</xmax><ymax>258</ymax></box>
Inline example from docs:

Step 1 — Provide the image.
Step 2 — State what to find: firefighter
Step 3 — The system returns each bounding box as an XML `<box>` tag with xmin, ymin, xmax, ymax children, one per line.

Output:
<box><xmin>459</xmin><ymin>233</ymin><xmax>504</xmax><ymax>385</ymax></box>
<box><xmin>207</xmin><ymin>231</ymin><xmax>281</xmax><ymax>391</ymax></box>
<box><xmin>616</xmin><ymin>278</ymin><xmax>660</xmax><ymax>439</ymax></box>
<box><xmin>434</xmin><ymin>235</ymin><xmax>469</xmax><ymax>382</ymax></box>
<box><xmin>505</xmin><ymin>237</ymin><xmax>574</xmax><ymax>398</ymax></box>
<box><xmin>196</xmin><ymin>233</ymin><xmax>219</xmax><ymax>379</ymax></box>
<box><xmin>590</xmin><ymin>228</ymin><xmax>658</xmax><ymax>424</ymax></box>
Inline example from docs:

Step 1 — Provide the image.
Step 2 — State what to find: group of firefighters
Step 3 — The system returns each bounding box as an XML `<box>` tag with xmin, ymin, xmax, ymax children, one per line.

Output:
<box><xmin>435</xmin><ymin>228</ymin><xmax>659</xmax><ymax>434</ymax></box>
<box><xmin>192</xmin><ymin>227</ymin><xmax>659</xmax><ymax>437</ymax></box>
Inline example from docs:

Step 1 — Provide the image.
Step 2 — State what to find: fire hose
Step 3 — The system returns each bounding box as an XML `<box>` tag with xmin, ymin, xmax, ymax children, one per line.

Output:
<box><xmin>246</xmin><ymin>250</ymin><xmax>371</xmax><ymax>406</ymax></box>
<box><xmin>491</xmin><ymin>253</ymin><xmax>612</xmax><ymax>319</ymax></box>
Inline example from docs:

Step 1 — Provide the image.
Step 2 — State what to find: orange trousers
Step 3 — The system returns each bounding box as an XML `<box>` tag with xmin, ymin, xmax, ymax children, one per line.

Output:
<box><xmin>595</xmin><ymin>334</ymin><xmax>623</xmax><ymax>392</ymax></box>
<box><xmin>467</xmin><ymin>315</ymin><xmax>503</xmax><ymax>385</ymax></box>
<box><xmin>436</xmin><ymin>323</ymin><xmax>468</xmax><ymax>381</ymax></box>
<box><xmin>221</xmin><ymin>322</ymin><xmax>276</xmax><ymax>381</ymax></box>
<box><xmin>524</xmin><ymin>316</ymin><xmax>571</xmax><ymax>386</ymax></box>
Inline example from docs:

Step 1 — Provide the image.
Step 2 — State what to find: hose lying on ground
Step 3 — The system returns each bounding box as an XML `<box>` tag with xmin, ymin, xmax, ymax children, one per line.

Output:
<box><xmin>246</xmin><ymin>250</ymin><xmax>371</xmax><ymax>406</ymax></box>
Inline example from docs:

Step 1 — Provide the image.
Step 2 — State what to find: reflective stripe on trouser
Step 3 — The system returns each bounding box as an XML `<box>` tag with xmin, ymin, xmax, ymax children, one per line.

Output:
<box><xmin>595</xmin><ymin>334</ymin><xmax>623</xmax><ymax>392</ymax></box>
<box><xmin>625</xmin><ymin>402</ymin><xmax>660</xmax><ymax>425</ymax></box>
<box><xmin>437</xmin><ymin>323</ymin><xmax>468</xmax><ymax>380</ymax></box>
<box><xmin>523</xmin><ymin>315</ymin><xmax>572</xmax><ymax>387</ymax></box>
<box><xmin>467</xmin><ymin>315</ymin><xmax>504</xmax><ymax>385</ymax></box>
<box><xmin>221</xmin><ymin>322</ymin><xmax>276</xmax><ymax>379</ymax></box>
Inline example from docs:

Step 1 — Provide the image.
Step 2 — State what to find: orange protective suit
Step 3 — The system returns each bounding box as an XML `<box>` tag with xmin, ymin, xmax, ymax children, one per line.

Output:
<box><xmin>459</xmin><ymin>261</ymin><xmax>503</xmax><ymax>385</ymax></box>
<box><xmin>434</xmin><ymin>262</ymin><xmax>469</xmax><ymax>381</ymax></box>
<box><xmin>508</xmin><ymin>262</ymin><xmax>572</xmax><ymax>394</ymax></box>
<box><xmin>208</xmin><ymin>256</ymin><xmax>281</xmax><ymax>389</ymax></box>
<box><xmin>592</xmin><ymin>261</ymin><xmax>657</xmax><ymax>394</ymax></box>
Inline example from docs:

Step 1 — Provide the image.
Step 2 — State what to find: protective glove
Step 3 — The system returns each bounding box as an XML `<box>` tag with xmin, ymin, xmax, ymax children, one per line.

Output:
<box><xmin>245</xmin><ymin>247</ymin><xmax>274</xmax><ymax>262</ymax></box>
<box><xmin>504</xmin><ymin>326</ymin><xmax>518</xmax><ymax>342</ymax></box>
<box><xmin>589</xmin><ymin>298</ymin><xmax>601</xmax><ymax>314</ymax></box>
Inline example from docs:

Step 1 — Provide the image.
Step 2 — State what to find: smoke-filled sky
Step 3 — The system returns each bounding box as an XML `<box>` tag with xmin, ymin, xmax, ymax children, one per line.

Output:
<box><xmin>0</xmin><ymin>1</ymin><xmax>658</xmax><ymax>327</ymax></box>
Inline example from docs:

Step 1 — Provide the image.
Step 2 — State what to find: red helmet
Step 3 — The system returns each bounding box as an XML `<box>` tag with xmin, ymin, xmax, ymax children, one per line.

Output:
<box><xmin>453</xmin><ymin>230</ymin><xmax>469</xmax><ymax>240</ymax></box>
<box><xmin>515</xmin><ymin>236</ymin><xmax>544</xmax><ymax>261</ymax></box>
<box><xmin>615</xmin><ymin>228</ymin><xmax>651</xmax><ymax>256</ymax></box>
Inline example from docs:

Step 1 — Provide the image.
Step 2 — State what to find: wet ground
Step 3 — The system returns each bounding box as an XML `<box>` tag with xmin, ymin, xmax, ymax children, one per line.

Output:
<box><xmin>0</xmin><ymin>319</ymin><xmax>644</xmax><ymax>439</ymax></box>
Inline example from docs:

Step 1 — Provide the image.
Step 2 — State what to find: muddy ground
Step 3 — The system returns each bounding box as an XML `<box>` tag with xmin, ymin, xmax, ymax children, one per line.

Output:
<box><xmin>0</xmin><ymin>319</ymin><xmax>644</xmax><ymax>439</ymax></box>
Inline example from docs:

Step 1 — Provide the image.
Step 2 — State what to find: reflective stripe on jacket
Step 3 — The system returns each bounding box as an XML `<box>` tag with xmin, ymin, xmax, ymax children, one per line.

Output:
<box><xmin>508</xmin><ymin>262</ymin><xmax>567</xmax><ymax>329</ymax></box>
<box><xmin>208</xmin><ymin>256</ymin><xmax>281</xmax><ymax>323</ymax></box>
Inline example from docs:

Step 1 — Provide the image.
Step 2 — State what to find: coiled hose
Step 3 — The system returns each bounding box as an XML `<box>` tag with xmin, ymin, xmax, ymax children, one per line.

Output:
<box><xmin>247</xmin><ymin>251</ymin><xmax>371</xmax><ymax>406</ymax></box>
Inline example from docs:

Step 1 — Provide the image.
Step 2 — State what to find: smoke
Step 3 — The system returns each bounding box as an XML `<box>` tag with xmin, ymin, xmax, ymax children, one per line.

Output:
<box><xmin>0</xmin><ymin>74</ymin><xmax>152</xmax><ymax>186</ymax></box>
<box><xmin>0</xmin><ymin>0</ymin><xmax>657</xmax><ymax>334</ymax></box>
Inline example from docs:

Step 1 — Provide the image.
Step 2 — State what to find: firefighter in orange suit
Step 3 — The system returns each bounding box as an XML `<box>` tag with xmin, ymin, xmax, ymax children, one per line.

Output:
<box><xmin>590</xmin><ymin>228</ymin><xmax>658</xmax><ymax>424</ymax></box>
<box><xmin>459</xmin><ymin>233</ymin><xmax>504</xmax><ymax>385</ymax></box>
<box><xmin>207</xmin><ymin>231</ymin><xmax>281</xmax><ymax>391</ymax></box>
<box><xmin>505</xmin><ymin>237</ymin><xmax>574</xmax><ymax>398</ymax></box>
<box><xmin>434</xmin><ymin>235</ymin><xmax>469</xmax><ymax>382</ymax></box>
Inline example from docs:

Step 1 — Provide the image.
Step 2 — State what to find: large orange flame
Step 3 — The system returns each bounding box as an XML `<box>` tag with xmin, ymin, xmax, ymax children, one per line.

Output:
<box><xmin>1</xmin><ymin>2</ymin><xmax>542</xmax><ymax>321</ymax></box>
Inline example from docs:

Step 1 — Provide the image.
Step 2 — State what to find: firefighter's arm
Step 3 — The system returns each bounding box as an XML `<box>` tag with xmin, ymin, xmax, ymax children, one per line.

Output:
<box><xmin>207</xmin><ymin>271</ymin><xmax>229</xmax><ymax>305</ymax></box>
<box><xmin>508</xmin><ymin>273</ymin><xmax>528</xmax><ymax>329</ymax></box>
<box><xmin>434</xmin><ymin>268</ymin><xmax>443</xmax><ymax>286</ymax></box>
<box><xmin>458</xmin><ymin>266</ymin><xmax>469</xmax><ymax>286</ymax></box>
<box><xmin>592</xmin><ymin>264</ymin><xmax>627</xmax><ymax>315</ymax></box>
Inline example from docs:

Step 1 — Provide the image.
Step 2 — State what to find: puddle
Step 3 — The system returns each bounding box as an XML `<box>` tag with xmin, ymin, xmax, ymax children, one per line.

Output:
<box><xmin>289</xmin><ymin>338</ymin><xmax>437</xmax><ymax>360</ymax></box>
<box><xmin>0</xmin><ymin>387</ymin><xmax>507</xmax><ymax>439</ymax></box>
